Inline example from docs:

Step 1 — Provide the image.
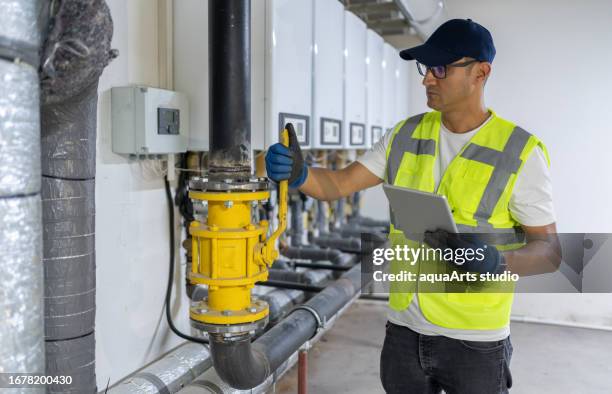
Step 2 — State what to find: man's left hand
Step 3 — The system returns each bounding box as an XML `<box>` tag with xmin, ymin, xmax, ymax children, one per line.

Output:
<box><xmin>423</xmin><ymin>229</ymin><xmax>506</xmax><ymax>274</ymax></box>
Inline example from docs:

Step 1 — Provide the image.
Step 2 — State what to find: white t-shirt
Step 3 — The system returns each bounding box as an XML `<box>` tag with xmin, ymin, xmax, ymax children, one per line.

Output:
<box><xmin>357</xmin><ymin>113</ymin><xmax>556</xmax><ymax>341</ymax></box>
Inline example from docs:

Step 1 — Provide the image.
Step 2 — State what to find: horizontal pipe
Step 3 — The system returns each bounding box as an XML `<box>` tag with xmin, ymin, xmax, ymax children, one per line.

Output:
<box><xmin>339</xmin><ymin>226</ymin><xmax>387</xmax><ymax>242</ymax></box>
<box><xmin>259</xmin><ymin>280</ymin><xmax>325</xmax><ymax>293</ymax></box>
<box><xmin>210</xmin><ymin>264</ymin><xmax>364</xmax><ymax>389</ymax></box>
<box><xmin>359</xmin><ymin>294</ymin><xmax>389</xmax><ymax>301</ymax></box>
<box><xmin>281</xmin><ymin>247</ymin><xmax>358</xmax><ymax>279</ymax></box>
<box><xmin>311</xmin><ymin>235</ymin><xmax>361</xmax><ymax>252</ymax></box>
<box><xmin>106</xmin><ymin>342</ymin><xmax>212</xmax><ymax>393</ymax></box>
<box><xmin>267</xmin><ymin>268</ymin><xmax>308</xmax><ymax>283</ymax></box>
<box><xmin>177</xmin><ymin>349</ymin><xmax>299</xmax><ymax>394</ymax></box>
<box><xmin>291</xmin><ymin>261</ymin><xmax>351</xmax><ymax>271</ymax></box>
<box><xmin>348</xmin><ymin>216</ymin><xmax>389</xmax><ymax>228</ymax></box>
<box><xmin>281</xmin><ymin>246</ymin><xmax>356</xmax><ymax>267</ymax></box>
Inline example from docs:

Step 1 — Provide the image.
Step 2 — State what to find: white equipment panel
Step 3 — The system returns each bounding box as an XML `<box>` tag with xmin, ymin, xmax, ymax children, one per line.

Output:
<box><xmin>111</xmin><ymin>86</ymin><xmax>189</xmax><ymax>155</ymax></box>
<box><xmin>343</xmin><ymin>10</ymin><xmax>367</xmax><ymax>149</ymax></box>
<box><xmin>311</xmin><ymin>0</ymin><xmax>344</xmax><ymax>149</ymax></box>
<box><xmin>265</xmin><ymin>0</ymin><xmax>314</xmax><ymax>149</ymax></box>
<box><xmin>382</xmin><ymin>42</ymin><xmax>398</xmax><ymax>136</ymax></box>
<box><xmin>395</xmin><ymin>60</ymin><xmax>411</xmax><ymax>125</ymax></box>
<box><xmin>366</xmin><ymin>29</ymin><xmax>384</xmax><ymax>146</ymax></box>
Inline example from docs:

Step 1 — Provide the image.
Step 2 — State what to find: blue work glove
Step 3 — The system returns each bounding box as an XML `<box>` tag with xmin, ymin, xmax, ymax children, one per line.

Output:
<box><xmin>423</xmin><ymin>229</ymin><xmax>506</xmax><ymax>274</ymax></box>
<box><xmin>265</xmin><ymin>123</ymin><xmax>308</xmax><ymax>188</ymax></box>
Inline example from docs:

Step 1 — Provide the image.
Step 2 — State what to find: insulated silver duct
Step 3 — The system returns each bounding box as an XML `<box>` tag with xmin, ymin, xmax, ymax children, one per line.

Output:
<box><xmin>107</xmin><ymin>343</ymin><xmax>212</xmax><ymax>394</ymax></box>
<box><xmin>0</xmin><ymin>53</ymin><xmax>41</xmax><ymax>196</ymax></box>
<box><xmin>39</xmin><ymin>0</ymin><xmax>115</xmax><ymax>392</ymax></box>
<box><xmin>0</xmin><ymin>0</ymin><xmax>44</xmax><ymax>66</ymax></box>
<box><xmin>0</xmin><ymin>0</ymin><xmax>45</xmax><ymax>386</ymax></box>
<box><xmin>45</xmin><ymin>332</ymin><xmax>96</xmax><ymax>393</ymax></box>
<box><xmin>0</xmin><ymin>196</ymin><xmax>44</xmax><ymax>379</ymax></box>
<box><xmin>42</xmin><ymin>177</ymin><xmax>96</xmax><ymax>340</ymax></box>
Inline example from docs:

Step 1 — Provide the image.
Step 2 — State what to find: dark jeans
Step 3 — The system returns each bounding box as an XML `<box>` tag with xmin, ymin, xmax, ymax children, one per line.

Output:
<box><xmin>380</xmin><ymin>321</ymin><xmax>513</xmax><ymax>394</ymax></box>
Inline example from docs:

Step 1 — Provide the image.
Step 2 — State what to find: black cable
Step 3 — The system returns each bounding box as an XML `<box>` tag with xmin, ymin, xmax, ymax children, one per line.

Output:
<box><xmin>164</xmin><ymin>175</ymin><xmax>209</xmax><ymax>344</ymax></box>
<box><xmin>175</xmin><ymin>153</ymin><xmax>194</xmax><ymax>222</ymax></box>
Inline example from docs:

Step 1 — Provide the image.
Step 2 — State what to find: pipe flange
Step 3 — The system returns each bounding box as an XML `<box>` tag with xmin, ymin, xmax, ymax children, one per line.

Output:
<box><xmin>190</xmin><ymin>317</ymin><xmax>268</xmax><ymax>336</ymax></box>
<box><xmin>189</xmin><ymin>177</ymin><xmax>269</xmax><ymax>192</ymax></box>
<box><xmin>291</xmin><ymin>305</ymin><xmax>326</xmax><ymax>339</ymax></box>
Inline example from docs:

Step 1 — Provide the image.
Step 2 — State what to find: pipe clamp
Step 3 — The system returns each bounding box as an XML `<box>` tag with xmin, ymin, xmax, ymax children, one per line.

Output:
<box><xmin>292</xmin><ymin>305</ymin><xmax>326</xmax><ymax>339</ymax></box>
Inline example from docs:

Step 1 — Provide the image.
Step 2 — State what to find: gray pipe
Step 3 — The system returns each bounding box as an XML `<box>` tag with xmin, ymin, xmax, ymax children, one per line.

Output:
<box><xmin>339</xmin><ymin>225</ymin><xmax>387</xmax><ymax>241</ymax></box>
<box><xmin>335</xmin><ymin>197</ymin><xmax>345</xmax><ymax>228</ymax></box>
<box><xmin>105</xmin><ymin>263</ymin><xmax>329</xmax><ymax>393</ymax></box>
<box><xmin>316</xmin><ymin>199</ymin><xmax>327</xmax><ymax>233</ymax></box>
<box><xmin>312</xmin><ymin>234</ymin><xmax>361</xmax><ymax>252</ymax></box>
<box><xmin>209</xmin><ymin>264</ymin><xmax>363</xmax><ymax>389</ymax></box>
<box><xmin>281</xmin><ymin>246</ymin><xmax>357</xmax><ymax>268</ymax></box>
<box><xmin>0</xmin><ymin>0</ymin><xmax>45</xmax><ymax>387</ymax></box>
<box><xmin>290</xmin><ymin>197</ymin><xmax>304</xmax><ymax>246</ymax></box>
<box><xmin>348</xmin><ymin>215</ymin><xmax>390</xmax><ymax>228</ymax></box>
<box><xmin>39</xmin><ymin>1</ymin><xmax>115</xmax><ymax>392</ymax></box>
<box><xmin>177</xmin><ymin>352</ymin><xmax>298</xmax><ymax>394</ymax></box>
<box><xmin>267</xmin><ymin>268</ymin><xmax>331</xmax><ymax>285</ymax></box>
<box><xmin>350</xmin><ymin>191</ymin><xmax>361</xmax><ymax>218</ymax></box>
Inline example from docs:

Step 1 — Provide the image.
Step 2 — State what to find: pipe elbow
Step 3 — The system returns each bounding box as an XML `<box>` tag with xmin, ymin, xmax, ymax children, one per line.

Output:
<box><xmin>209</xmin><ymin>333</ymin><xmax>271</xmax><ymax>390</ymax></box>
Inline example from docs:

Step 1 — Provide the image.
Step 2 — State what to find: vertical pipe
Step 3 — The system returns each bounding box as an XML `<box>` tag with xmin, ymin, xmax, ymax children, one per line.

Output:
<box><xmin>39</xmin><ymin>1</ymin><xmax>115</xmax><ymax>392</ymax></box>
<box><xmin>291</xmin><ymin>198</ymin><xmax>304</xmax><ymax>246</ymax></box>
<box><xmin>0</xmin><ymin>0</ymin><xmax>44</xmax><ymax>387</ymax></box>
<box><xmin>298</xmin><ymin>350</ymin><xmax>308</xmax><ymax>394</ymax></box>
<box><xmin>208</xmin><ymin>0</ymin><xmax>251</xmax><ymax>180</ymax></box>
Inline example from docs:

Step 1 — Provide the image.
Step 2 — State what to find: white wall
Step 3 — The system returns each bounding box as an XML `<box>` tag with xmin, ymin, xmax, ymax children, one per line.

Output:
<box><xmin>363</xmin><ymin>0</ymin><xmax>612</xmax><ymax>327</ymax></box>
<box><xmin>95</xmin><ymin>0</ymin><xmax>191</xmax><ymax>388</ymax></box>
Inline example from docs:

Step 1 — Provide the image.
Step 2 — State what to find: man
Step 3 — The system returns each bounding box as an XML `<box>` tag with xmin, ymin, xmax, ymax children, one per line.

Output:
<box><xmin>266</xmin><ymin>19</ymin><xmax>561</xmax><ymax>393</ymax></box>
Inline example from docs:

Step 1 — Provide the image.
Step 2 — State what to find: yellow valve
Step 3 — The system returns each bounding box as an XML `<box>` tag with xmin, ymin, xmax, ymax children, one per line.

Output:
<box><xmin>188</xmin><ymin>127</ymin><xmax>290</xmax><ymax>330</ymax></box>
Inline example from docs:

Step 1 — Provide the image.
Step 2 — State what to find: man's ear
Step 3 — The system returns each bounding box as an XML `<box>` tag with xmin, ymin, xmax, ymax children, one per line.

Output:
<box><xmin>478</xmin><ymin>62</ymin><xmax>492</xmax><ymax>84</ymax></box>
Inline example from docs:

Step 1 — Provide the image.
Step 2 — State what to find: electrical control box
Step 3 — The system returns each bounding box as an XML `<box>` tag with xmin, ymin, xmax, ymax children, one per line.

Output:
<box><xmin>111</xmin><ymin>86</ymin><xmax>189</xmax><ymax>155</ymax></box>
<box><xmin>343</xmin><ymin>10</ymin><xmax>367</xmax><ymax>149</ymax></box>
<box><xmin>382</xmin><ymin>42</ymin><xmax>398</xmax><ymax>136</ymax></box>
<box><xmin>311</xmin><ymin>0</ymin><xmax>344</xmax><ymax>149</ymax></box>
<box><xmin>366</xmin><ymin>29</ymin><xmax>384</xmax><ymax>145</ymax></box>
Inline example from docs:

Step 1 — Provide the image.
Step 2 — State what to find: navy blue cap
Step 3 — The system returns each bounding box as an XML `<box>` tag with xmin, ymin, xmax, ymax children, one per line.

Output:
<box><xmin>399</xmin><ymin>19</ymin><xmax>496</xmax><ymax>66</ymax></box>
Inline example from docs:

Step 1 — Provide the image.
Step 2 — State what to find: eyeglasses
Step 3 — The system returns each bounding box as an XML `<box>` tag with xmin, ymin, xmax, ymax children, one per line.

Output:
<box><xmin>416</xmin><ymin>59</ymin><xmax>479</xmax><ymax>79</ymax></box>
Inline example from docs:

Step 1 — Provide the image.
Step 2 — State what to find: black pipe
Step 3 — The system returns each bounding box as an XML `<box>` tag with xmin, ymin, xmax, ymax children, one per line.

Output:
<box><xmin>267</xmin><ymin>268</ymin><xmax>307</xmax><ymax>283</ymax></box>
<box><xmin>360</xmin><ymin>294</ymin><xmax>389</xmax><ymax>301</ymax></box>
<box><xmin>350</xmin><ymin>191</ymin><xmax>361</xmax><ymax>219</ymax></box>
<box><xmin>210</xmin><ymin>264</ymin><xmax>365</xmax><ymax>389</ymax></box>
<box><xmin>258</xmin><ymin>280</ymin><xmax>325</xmax><ymax>293</ymax></box>
<box><xmin>316</xmin><ymin>200</ymin><xmax>327</xmax><ymax>233</ymax></box>
<box><xmin>281</xmin><ymin>246</ymin><xmax>350</xmax><ymax>265</ymax></box>
<box><xmin>290</xmin><ymin>197</ymin><xmax>304</xmax><ymax>246</ymax></box>
<box><xmin>290</xmin><ymin>262</ymin><xmax>351</xmax><ymax>271</ymax></box>
<box><xmin>208</xmin><ymin>0</ymin><xmax>251</xmax><ymax>180</ymax></box>
<box><xmin>348</xmin><ymin>215</ymin><xmax>390</xmax><ymax>228</ymax></box>
<box><xmin>339</xmin><ymin>225</ymin><xmax>387</xmax><ymax>241</ymax></box>
<box><xmin>312</xmin><ymin>235</ymin><xmax>361</xmax><ymax>252</ymax></box>
<box><xmin>281</xmin><ymin>246</ymin><xmax>358</xmax><ymax>278</ymax></box>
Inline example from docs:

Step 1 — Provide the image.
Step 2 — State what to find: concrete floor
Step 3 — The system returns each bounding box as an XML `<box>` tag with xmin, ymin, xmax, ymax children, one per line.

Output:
<box><xmin>276</xmin><ymin>300</ymin><xmax>612</xmax><ymax>394</ymax></box>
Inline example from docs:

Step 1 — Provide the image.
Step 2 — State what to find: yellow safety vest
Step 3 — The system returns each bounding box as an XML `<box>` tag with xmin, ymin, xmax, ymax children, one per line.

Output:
<box><xmin>385</xmin><ymin>109</ymin><xmax>550</xmax><ymax>330</ymax></box>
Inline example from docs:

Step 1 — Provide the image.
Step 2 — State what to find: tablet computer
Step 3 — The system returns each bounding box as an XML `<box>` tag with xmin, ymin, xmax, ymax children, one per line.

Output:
<box><xmin>383</xmin><ymin>184</ymin><xmax>458</xmax><ymax>240</ymax></box>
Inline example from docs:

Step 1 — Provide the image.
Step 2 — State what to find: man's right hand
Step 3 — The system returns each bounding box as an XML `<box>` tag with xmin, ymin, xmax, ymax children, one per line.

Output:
<box><xmin>265</xmin><ymin>124</ymin><xmax>308</xmax><ymax>188</ymax></box>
